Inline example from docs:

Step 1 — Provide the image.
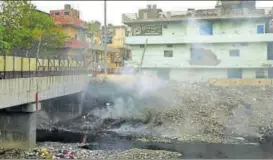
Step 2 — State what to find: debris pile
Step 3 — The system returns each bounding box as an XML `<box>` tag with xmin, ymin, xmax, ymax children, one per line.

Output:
<box><xmin>106</xmin><ymin>148</ymin><xmax>182</xmax><ymax>159</ymax></box>
<box><xmin>146</xmin><ymin>82</ymin><xmax>273</xmax><ymax>142</ymax></box>
<box><xmin>101</xmin><ymin>79</ymin><xmax>273</xmax><ymax>143</ymax></box>
<box><xmin>0</xmin><ymin>142</ymin><xmax>182</xmax><ymax>159</ymax></box>
<box><xmin>0</xmin><ymin>147</ymin><xmax>76</xmax><ymax>159</ymax></box>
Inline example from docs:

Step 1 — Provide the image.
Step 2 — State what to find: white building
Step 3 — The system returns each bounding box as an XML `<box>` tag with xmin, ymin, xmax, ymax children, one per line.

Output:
<box><xmin>122</xmin><ymin>1</ymin><xmax>273</xmax><ymax>82</ymax></box>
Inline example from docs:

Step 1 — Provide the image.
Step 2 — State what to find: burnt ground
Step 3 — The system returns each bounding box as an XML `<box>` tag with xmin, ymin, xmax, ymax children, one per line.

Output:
<box><xmin>36</xmin><ymin>101</ymin><xmax>273</xmax><ymax>159</ymax></box>
<box><xmin>36</xmin><ymin>81</ymin><xmax>273</xmax><ymax>158</ymax></box>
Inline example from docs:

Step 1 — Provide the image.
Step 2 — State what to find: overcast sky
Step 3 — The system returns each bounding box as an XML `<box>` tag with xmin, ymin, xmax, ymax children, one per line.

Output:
<box><xmin>33</xmin><ymin>1</ymin><xmax>273</xmax><ymax>25</ymax></box>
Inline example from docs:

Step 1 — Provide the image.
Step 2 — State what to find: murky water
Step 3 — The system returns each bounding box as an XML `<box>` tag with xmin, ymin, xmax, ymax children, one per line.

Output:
<box><xmin>37</xmin><ymin>129</ymin><xmax>273</xmax><ymax>158</ymax></box>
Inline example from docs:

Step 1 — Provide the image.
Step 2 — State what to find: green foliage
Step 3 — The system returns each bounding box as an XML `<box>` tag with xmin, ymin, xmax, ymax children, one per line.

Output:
<box><xmin>0</xmin><ymin>25</ymin><xmax>11</xmax><ymax>54</ymax></box>
<box><xmin>0</xmin><ymin>0</ymin><xmax>68</xmax><ymax>56</ymax></box>
<box><xmin>88</xmin><ymin>21</ymin><xmax>101</xmax><ymax>36</ymax></box>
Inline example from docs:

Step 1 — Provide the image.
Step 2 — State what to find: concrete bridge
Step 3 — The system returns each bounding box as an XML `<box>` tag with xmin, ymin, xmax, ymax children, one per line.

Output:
<box><xmin>0</xmin><ymin>55</ymin><xmax>89</xmax><ymax>148</ymax></box>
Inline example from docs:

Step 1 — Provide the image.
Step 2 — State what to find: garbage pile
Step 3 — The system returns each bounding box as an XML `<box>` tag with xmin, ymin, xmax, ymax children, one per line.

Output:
<box><xmin>99</xmin><ymin>78</ymin><xmax>273</xmax><ymax>144</ymax></box>
<box><xmin>144</xmin><ymin>82</ymin><xmax>273</xmax><ymax>143</ymax></box>
<box><xmin>0</xmin><ymin>147</ymin><xmax>76</xmax><ymax>159</ymax></box>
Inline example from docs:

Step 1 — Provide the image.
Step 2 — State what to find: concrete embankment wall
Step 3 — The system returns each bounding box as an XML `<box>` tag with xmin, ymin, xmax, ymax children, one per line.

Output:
<box><xmin>0</xmin><ymin>75</ymin><xmax>89</xmax><ymax>109</ymax></box>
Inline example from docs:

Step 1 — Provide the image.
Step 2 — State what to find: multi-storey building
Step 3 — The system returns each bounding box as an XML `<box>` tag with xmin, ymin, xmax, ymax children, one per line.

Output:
<box><xmin>122</xmin><ymin>1</ymin><xmax>273</xmax><ymax>81</ymax></box>
<box><xmin>94</xmin><ymin>25</ymin><xmax>131</xmax><ymax>73</ymax></box>
<box><xmin>50</xmin><ymin>4</ymin><xmax>90</xmax><ymax>55</ymax></box>
<box><xmin>107</xmin><ymin>25</ymin><xmax>131</xmax><ymax>72</ymax></box>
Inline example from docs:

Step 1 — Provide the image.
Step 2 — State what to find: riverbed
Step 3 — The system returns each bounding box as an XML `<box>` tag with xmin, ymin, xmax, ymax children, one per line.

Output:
<box><xmin>33</xmin><ymin>81</ymin><xmax>273</xmax><ymax>159</ymax></box>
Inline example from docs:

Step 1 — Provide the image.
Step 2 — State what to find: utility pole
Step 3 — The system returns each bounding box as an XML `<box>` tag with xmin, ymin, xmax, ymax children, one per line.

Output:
<box><xmin>103</xmin><ymin>0</ymin><xmax>108</xmax><ymax>74</ymax></box>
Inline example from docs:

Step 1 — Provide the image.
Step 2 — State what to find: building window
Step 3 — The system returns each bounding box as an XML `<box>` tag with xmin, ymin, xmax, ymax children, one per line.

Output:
<box><xmin>164</xmin><ymin>50</ymin><xmax>173</xmax><ymax>57</ymax></box>
<box><xmin>227</xmin><ymin>69</ymin><xmax>242</xmax><ymax>79</ymax></box>
<box><xmin>140</xmin><ymin>45</ymin><xmax>145</xmax><ymax>48</ymax></box>
<box><xmin>55</xmin><ymin>12</ymin><xmax>60</xmax><ymax>16</ymax></box>
<box><xmin>229</xmin><ymin>49</ymin><xmax>240</xmax><ymax>57</ymax></box>
<box><xmin>199</xmin><ymin>23</ymin><xmax>213</xmax><ymax>35</ymax></box>
<box><xmin>256</xmin><ymin>69</ymin><xmax>266</xmax><ymax>78</ymax></box>
<box><xmin>166</xmin><ymin>44</ymin><xmax>173</xmax><ymax>48</ymax></box>
<box><xmin>190</xmin><ymin>48</ymin><xmax>204</xmax><ymax>60</ymax></box>
<box><xmin>257</xmin><ymin>24</ymin><xmax>265</xmax><ymax>34</ymax></box>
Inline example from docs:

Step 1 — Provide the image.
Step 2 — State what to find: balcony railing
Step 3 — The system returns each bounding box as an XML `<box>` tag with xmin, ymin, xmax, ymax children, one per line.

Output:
<box><xmin>122</xmin><ymin>13</ymin><xmax>138</xmax><ymax>21</ymax></box>
<box><xmin>54</xmin><ymin>16</ymin><xmax>88</xmax><ymax>29</ymax></box>
<box><xmin>223</xmin><ymin>8</ymin><xmax>265</xmax><ymax>17</ymax></box>
<box><xmin>122</xmin><ymin>8</ymin><xmax>272</xmax><ymax>22</ymax></box>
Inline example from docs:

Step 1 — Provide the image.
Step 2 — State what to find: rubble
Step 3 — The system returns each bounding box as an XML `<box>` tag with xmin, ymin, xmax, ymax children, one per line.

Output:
<box><xmin>0</xmin><ymin>142</ymin><xmax>182</xmax><ymax>159</ymax></box>
<box><xmin>106</xmin><ymin>148</ymin><xmax>182</xmax><ymax>159</ymax></box>
<box><xmin>144</xmin><ymin>82</ymin><xmax>273</xmax><ymax>142</ymax></box>
<box><xmin>98</xmin><ymin>79</ymin><xmax>273</xmax><ymax>144</ymax></box>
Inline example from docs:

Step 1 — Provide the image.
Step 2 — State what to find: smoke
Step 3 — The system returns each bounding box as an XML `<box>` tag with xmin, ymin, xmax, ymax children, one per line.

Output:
<box><xmin>87</xmin><ymin>70</ymin><xmax>273</xmax><ymax>143</ymax></box>
<box><xmin>91</xmin><ymin>66</ymin><xmax>166</xmax><ymax>122</ymax></box>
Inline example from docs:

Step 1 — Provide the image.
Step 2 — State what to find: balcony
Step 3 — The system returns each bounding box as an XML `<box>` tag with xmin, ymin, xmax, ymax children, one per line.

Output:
<box><xmin>65</xmin><ymin>39</ymin><xmax>88</xmax><ymax>48</ymax></box>
<box><xmin>125</xmin><ymin>33</ymin><xmax>273</xmax><ymax>45</ymax></box>
<box><xmin>122</xmin><ymin>8</ymin><xmax>271</xmax><ymax>23</ymax></box>
<box><xmin>53</xmin><ymin>16</ymin><xmax>88</xmax><ymax>29</ymax></box>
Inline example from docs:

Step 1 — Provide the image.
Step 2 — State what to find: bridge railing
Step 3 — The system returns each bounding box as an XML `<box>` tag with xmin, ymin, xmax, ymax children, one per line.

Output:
<box><xmin>0</xmin><ymin>55</ymin><xmax>87</xmax><ymax>79</ymax></box>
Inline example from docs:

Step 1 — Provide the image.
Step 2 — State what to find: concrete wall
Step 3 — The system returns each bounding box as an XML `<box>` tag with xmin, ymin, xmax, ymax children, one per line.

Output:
<box><xmin>127</xmin><ymin>19</ymin><xmax>268</xmax><ymax>37</ymax></box>
<box><xmin>62</xmin><ymin>26</ymin><xmax>77</xmax><ymax>39</ymax></box>
<box><xmin>125</xmin><ymin>18</ymin><xmax>272</xmax><ymax>70</ymax></box>
<box><xmin>62</xmin><ymin>26</ymin><xmax>86</xmax><ymax>41</ymax></box>
<box><xmin>0</xmin><ymin>111</ymin><xmax>36</xmax><ymax>149</ymax></box>
<box><xmin>108</xmin><ymin>27</ymin><xmax>126</xmax><ymax>48</ymax></box>
<box><xmin>126</xmin><ymin>19</ymin><xmax>271</xmax><ymax>44</ymax></box>
<box><xmin>128</xmin><ymin>43</ymin><xmax>268</xmax><ymax>68</ymax></box>
<box><xmin>0</xmin><ymin>75</ymin><xmax>89</xmax><ymax>109</ymax></box>
<box><xmin>142</xmin><ymin>68</ymin><xmax>267</xmax><ymax>82</ymax></box>
<box><xmin>126</xmin><ymin>33</ymin><xmax>273</xmax><ymax>44</ymax></box>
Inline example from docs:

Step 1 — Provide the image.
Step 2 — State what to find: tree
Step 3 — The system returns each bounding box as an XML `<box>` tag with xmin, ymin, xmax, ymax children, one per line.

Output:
<box><xmin>0</xmin><ymin>0</ymin><xmax>68</xmax><ymax>56</ymax></box>
<box><xmin>29</xmin><ymin>10</ymin><xmax>69</xmax><ymax>57</ymax></box>
<box><xmin>87</xmin><ymin>20</ymin><xmax>101</xmax><ymax>33</ymax></box>
<box><xmin>0</xmin><ymin>25</ymin><xmax>10</xmax><ymax>54</ymax></box>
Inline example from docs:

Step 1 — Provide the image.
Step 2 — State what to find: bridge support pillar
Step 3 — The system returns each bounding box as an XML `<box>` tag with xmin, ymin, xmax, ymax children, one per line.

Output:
<box><xmin>0</xmin><ymin>103</ymin><xmax>41</xmax><ymax>149</ymax></box>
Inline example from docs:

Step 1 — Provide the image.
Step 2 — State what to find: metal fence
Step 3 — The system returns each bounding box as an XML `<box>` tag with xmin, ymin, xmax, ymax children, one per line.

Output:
<box><xmin>0</xmin><ymin>55</ymin><xmax>88</xmax><ymax>79</ymax></box>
